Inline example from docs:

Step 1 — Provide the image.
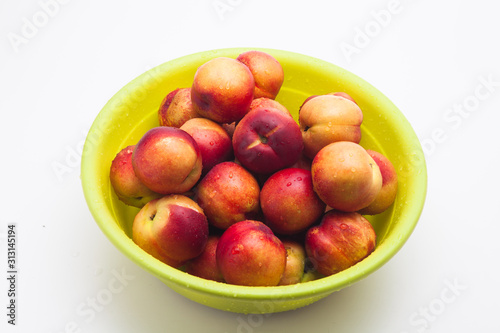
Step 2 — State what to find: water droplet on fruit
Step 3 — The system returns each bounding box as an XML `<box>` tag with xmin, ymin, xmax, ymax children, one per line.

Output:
<box><xmin>286</xmin><ymin>182</ymin><xmax>292</xmax><ymax>187</ymax></box>
<box><xmin>229</xmin><ymin>172</ymin><xmax>233</xmax><ymax>178</ymax></box>
<box><xmin>340</xmin><ymin>223</ymin><xmax>348</xmax><ymax>230</ymax></box>
<box><xmin>209</xmin><ymin>141</ymin><xmax>215</xmax><ymax>146</ymax></box>
<box><xmin>351</xmin><ymin>168</ymin><xmax>356</xmax><ymax>173</ymax></box>
<box><xmin>297</xmin><ymin>177</ymin><xmax>302</xmax><ymax>181</ymax></box>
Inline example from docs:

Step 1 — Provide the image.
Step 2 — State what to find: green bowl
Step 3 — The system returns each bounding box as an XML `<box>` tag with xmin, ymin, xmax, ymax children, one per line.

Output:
<box><xmin>81</xmin><ymin>47</ymin><xmax>427</xmax><ymax>314</ymax></box>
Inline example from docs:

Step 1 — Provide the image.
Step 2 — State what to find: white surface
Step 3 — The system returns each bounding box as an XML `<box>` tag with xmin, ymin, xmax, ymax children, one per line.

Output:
<box><xmin>1</xmin><ymin>0</ymin><xmax>499</xmax><ymax>332</ymax></box>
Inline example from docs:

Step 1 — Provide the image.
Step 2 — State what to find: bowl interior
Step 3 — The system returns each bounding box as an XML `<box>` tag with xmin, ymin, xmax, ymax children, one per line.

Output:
<box><xmin>81</xmin><ymin>47</ymin><xmax>427</xmax><ymax>313</ymax></box>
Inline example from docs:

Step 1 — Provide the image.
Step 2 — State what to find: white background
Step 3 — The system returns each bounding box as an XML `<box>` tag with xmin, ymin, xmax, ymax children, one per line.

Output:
<box><xmin>1</xmin><ymin>0</ymin><xmax>499</xmax><ymax>332</ymax></box>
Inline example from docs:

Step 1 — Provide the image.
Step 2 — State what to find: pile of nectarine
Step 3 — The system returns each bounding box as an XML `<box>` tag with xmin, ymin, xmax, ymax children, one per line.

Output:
<box><xmin>109</xmin><ymin>50</ymin><xmax>398</xmax><ymax>286</ymax></box>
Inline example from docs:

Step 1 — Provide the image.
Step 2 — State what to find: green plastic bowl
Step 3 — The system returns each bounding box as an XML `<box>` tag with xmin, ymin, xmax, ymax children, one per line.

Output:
<box><xmin>81</xmin><ymin>48</ymin><xmax>427</xmax><ymax>314</ymax></box>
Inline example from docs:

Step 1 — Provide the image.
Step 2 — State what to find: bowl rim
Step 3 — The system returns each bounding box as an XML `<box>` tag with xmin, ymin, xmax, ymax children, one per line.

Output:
<box><xmin>81</xmin><ymin>47</ymin><xmax>427</xmax><ymax>302</ymax></box>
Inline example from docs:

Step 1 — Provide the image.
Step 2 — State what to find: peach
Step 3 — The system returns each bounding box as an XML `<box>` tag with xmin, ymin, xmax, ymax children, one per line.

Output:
<box><xmin>109</xmin><ymin>145</ymin><xmax>162</xmax><ymax>207</ymax></box>
<box><xmin>311</xmin><ymin>141</ymin><xmax>382</xmax><ymax>212</ymax></box>
<box><xmin>299</xmin><ymin>94</ymin><xmax>319</xmax><ymax>109</ymax></box>
<box><xmin>195</xmin><ymin>161</ymin><xmax>260</xmax><ymax>230</ymax></box>
<box><xmin>158</xmin><ymin>88</ymin><xmax>199</xmax><ymax>128</ymax></box>
<box><xmin>305</xmin><ymin>211</ymin><xmax>376</xmax><ymax>276</ymax></box>
<box><xmin>216</xmin><ymin>220</ymin><xmax>287</xmax><ymax>286</ymax></box>
<box><xmin>185</xmin><ymin>235</ymin><xmax>224</xmax><ymax>282</ymax></box>
<box><xmin>237</xmin><ymin>50</ymin><xmax>284</xmax><ymax>100</ymax></box>
<box><xmin>132</xmin><ymin>127</ymin><xmax>202</xmax><ymax>194</ymax></box>
<box><xmin>132</xmin><ymin>194</ymin><xmax>209</xmax><ymax>267</ymax></box>
<box><xmin>260</xmin><ymin>168</ymin><xmax>325</xmax><ymax>235</ymax></box>
<box><xmin>180</xmin><ymin>118</ymin><xmax>233</xmax><ymax>175</ymax></box>
<box><xmin>232</xmin><ymin>108</ymin><xmax>303</xmax><ymax>174</ymax></box>
<box><xmin>327</xmin><ymin>91</ymin><xmax>358</xmax><ymax>104</ymax></box>
<box><xmin>299</xmin><ymin>94</ymin><xmax>363</xmax><ymax>159</ymax></box>
<box><xmin>249</xmin><ymin>97</ymin><xmax>291</xmax><ymax>117</ymax></box>
<box><xmin>191</xmin><ymin>57</ymin><xmax>254</xmax><ymax>124</ymax></box>
<box><xmin>290</xmin><ymin>152</ymin><xmax>312</xmax><ymax>171</ymax></box>
<box><xmin>358</xmin><ymin>150</ymin><xmax>398</xmax><ymax>215</ymax></box>
<box><xmin>221</xmin><ymin>122</ymin><xmax>236</xmax><ymax>139</ymax></box>
<box><xmin>300</xmin><ymin>92</ymin><xmax>357</xmax><ymax>109</ymax></box>
<box><xmin>278</xmin><ymin>240</ymin><xmax>306</xmax><ymax>286</ymax></box>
